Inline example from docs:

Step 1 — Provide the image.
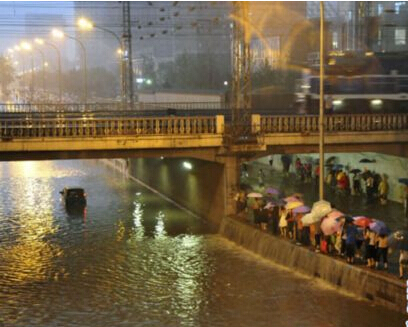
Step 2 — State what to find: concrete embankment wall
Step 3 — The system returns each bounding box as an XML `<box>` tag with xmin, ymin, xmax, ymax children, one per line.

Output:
<box><xmin>219</xmin><ymin>217</ymin><xmax>406</xmax><ymax>314</ymax></box>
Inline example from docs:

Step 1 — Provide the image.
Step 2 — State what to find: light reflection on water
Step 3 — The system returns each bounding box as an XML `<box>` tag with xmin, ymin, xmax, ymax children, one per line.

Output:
<box><xmin>0</xmin><ymin>160</ymin><xmax>405</xmax><ymax>327</ymax></box>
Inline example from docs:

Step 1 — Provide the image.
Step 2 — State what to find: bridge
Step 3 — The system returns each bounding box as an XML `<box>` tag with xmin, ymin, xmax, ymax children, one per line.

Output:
<box><xmin>1</xmin><ymin>102</ymin><xmax>408</xmax><ymax>218</ymax></box>
<box><xmin>1</xmin><ymin>103</ymin><xmax>408</xmax><ymax>160</ymax></box>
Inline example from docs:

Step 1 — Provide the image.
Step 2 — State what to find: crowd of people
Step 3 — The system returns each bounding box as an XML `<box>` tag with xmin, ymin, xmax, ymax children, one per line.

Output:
<box><xmin>287</xmin><ymin>156</ymin><xmax>391</xmax><ymax>206</ymax></box>
<box><xmin>235</xmin><ymin>193</ymin><xmax>408</xmax><ymax>279</ymax></box>
<box><xmin>235</xmin><ymin>160</ymin><xmax>408</xmax><ymax>279</ymax></box>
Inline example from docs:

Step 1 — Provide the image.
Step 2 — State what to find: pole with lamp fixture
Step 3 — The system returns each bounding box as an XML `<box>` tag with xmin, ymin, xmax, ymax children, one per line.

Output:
<box><xmin>52</xmin><ymin>28</ymin><xmax>88</xmax><ymax>103</ymax></box>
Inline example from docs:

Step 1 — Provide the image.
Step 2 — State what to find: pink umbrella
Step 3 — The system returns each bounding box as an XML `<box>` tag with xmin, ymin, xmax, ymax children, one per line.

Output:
<box><xmin>326</xmin><ymin>210</ymin><xmax>345</xmax><ymax>220</ymax></box>
<box><xmin>284</xmin><ymin>196</ymin><xmax>301</xmax><ymax>203</ymax></box>
<box><xmin>353</xmin><ymin>216</ymin><xmax>373</xmax><ymax>228</ymax></box>
<box><xmin>321</xmin><ymin>216</ymin><xmax>344</xmax><ymax>236</ymax></box>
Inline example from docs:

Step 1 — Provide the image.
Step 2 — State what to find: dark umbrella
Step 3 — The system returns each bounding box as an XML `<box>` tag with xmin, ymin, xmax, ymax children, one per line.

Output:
<box><xmin>326</xmin><ymin>156</ymin><xmax>336</xmax><ymax>164</ymax></box>
<box><xmin>359</xmin><ymin>158</ymin><xmax>376</xmax><ymax>163</ymax></box>
<box><xmin>332</xmin><ymin>164</ymin><xmax>344</xmax><ymax>170</ymax></box>
<box><xmin>350</xmin><ymin>168</ymin><xmax>362</xmax><ymax>174</ymax></box>
<box><xmin>398</xmin><ymin>178</ymin><xmax>408</xmax><ymax>185</ymax></box>
<box><xmin>388</xmin><ymin>230</ymin><xmax>408</xmax><ymax>251</ymax></box>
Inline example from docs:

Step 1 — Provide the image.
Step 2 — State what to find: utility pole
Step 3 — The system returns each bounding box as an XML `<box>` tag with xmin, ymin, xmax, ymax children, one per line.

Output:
<box><xmin>231</xmin><ymin>1</ymin><xmax>252</xmax><ymax>142</ymax></box>
<box><xmin>122</xmin><ymin>1</ymin><xmax>134</xmax><ymax>106</ymax></box>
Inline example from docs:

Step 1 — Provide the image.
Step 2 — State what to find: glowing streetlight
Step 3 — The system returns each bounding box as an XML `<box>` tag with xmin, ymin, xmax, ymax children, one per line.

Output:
<box><xmin>52</xmin><ymin>28</ymin><xmax>64</xmax><ymax>39</ymax></box>
<box><xmin>77</xmin><ymin>17</ymin><xmax>93</xmax><ymax>30</ymax></box>
<box><xmin>34</xmin><ymin>38</ymin><xmax>44</xmax><ymax>45</ymax></box>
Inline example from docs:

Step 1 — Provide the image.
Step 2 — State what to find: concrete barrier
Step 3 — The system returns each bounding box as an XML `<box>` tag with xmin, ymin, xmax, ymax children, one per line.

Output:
<box><xmin>219</xmin><ymin>217</ymin><xmax>406</xmax><ymax>314</ymax></box>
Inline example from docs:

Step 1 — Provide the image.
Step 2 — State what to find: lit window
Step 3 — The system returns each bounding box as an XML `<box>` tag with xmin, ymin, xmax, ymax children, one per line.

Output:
<box><xmin>378</xmin><ymin>4</ymin><xmax>383</xmax><ymax>15</ymax></box>
<box><xmin>395</xmin><ymin>27</ymin><xmax>406</xmax><ymax>45</ymax></box>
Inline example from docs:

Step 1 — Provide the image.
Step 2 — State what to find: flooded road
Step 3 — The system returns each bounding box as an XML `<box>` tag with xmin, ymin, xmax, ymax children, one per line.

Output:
<box><xmin>0</xmin><ymin>160</ymin><xmax>405</xmax><ymax>326</ymax></box>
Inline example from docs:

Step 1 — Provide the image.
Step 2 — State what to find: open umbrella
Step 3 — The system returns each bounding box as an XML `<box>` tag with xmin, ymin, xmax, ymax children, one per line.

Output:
<box><xmin>398</xmin><ymin>178</ymin><xmax>408</xmax><ymax>185</ymax></box>
<box><xmin>332</xmin><ymin>164</ymin><xmax>344</xmax><ymax>170</ymax></box>
<box><xmin>326</xmin><ymin>156</ymin><xmax>337</xmax><ymax>164</ymax></box>
<box><xmin>264</xmin><ymin>202</ymin><xmax>275</xmax><ymax>210</ymax></box>
<box><xmin>293</xmin><ymin>205</ymin><xmax>311</xmax><ymax>214</ymax></box>
<box><xmin>350</xmin><ymin>168</ymin><xmax>361</xmax><ymax>174</ymax></box>
<box><xmin>326</xmin><ymin>210</ymin><xmax>345</xmax><ymax>220</ymax></box>
<box><xmin>301</xmin><ymin>212</ymin><xmax>320</xmax><ymax>226</ymax></box>
<box><xmin>247</xmin><ymin>192</ymin><xmax>263</xmax><ymax>198</ymax></box>
<box><xmin>265</xmin><ymin>187</ymin><xmax>280</xmax><ymax>195</ymax></box>
<box><xmin>353</xmin><ymin>216</ymin><xmax>373</xmax><ymax>228</ymax></box>
<box><xmin>311</xmin><ymin>200</ymin><xmax>332</xmax><ymax>219</ymax></box>
<box><xmin>321</xmin><ymin>216</ymin><xmax>343</xmax><ymax>236</ymax></box>
<box><xmin>388</xmin><ymin>230</ymin><xmax>408</xmax><ymax>251</ymax></box>
<box><xmin>285</xmin><ymin>201</ymin><xmax>304</xmax><ymax>210</ymax></box>
<box><xmin>284</xmin><ymin>196</ymin><xmax>301</xmax><ymax>203</ymax></box>
<box><xmin>369</xmin><ymin>220</ymin><xmax>390</xmax><ymax>235</ymax></box>
<box><xmin>359</xmin><ymin>158</ymin><xmax>376</xmax><ymax>163</ymax></box>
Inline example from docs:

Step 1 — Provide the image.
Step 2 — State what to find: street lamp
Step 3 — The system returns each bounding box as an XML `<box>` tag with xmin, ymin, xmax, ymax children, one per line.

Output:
<box><xmin>77</xmin><ymin>17</ymin><xmax>124</xmax><ymax>100</ymax></box>
<box><xmin>35</xmin><ymin>38</ymin><xmax>62</xmax><ymax>102</ymax></box>
<box><xmin>52</xmin><ymin>28</ymin><xmax>88</xmax><ymax>103</ymax></box>
<box><xmin>319</xmin><ymin>1</ymin><xmax>325</xmax><ymax>200</ymax></box>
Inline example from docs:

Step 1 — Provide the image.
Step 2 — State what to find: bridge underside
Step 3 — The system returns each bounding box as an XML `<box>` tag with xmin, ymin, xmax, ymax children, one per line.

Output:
<box><xmin>1</xmin><ymin>130</ymin><xmax>408</xmax><ymax>161</ymax></box>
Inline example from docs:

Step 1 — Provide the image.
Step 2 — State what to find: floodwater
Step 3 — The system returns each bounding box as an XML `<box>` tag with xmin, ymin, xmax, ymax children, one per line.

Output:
<box><xmin>0</xmin><ymin>160</ymin><xmax>405</xmax><ymax>327</ymax></box>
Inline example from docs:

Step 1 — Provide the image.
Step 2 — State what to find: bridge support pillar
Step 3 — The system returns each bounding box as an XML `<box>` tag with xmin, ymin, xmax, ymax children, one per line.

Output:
<box><xmin>219</xmin><ymin>155</ymin><xmax>240</xmax><ymax>217</ymax></box>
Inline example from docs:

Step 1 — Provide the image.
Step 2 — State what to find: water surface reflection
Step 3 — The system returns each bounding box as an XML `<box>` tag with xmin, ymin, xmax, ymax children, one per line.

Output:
<box><xmin>0</xmin><ymin>160</ymin><xmax>404</xmax><ymax>327</ymax></box>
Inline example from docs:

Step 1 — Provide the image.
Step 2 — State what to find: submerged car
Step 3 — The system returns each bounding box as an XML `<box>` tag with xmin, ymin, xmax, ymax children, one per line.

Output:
<box><xmin>60</xmin><ymin>187</ymin><xmax>87</xmax><ymax>209</ymax></box>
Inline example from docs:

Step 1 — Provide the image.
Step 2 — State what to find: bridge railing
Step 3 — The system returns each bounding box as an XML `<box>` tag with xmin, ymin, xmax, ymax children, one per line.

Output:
<box><xmin>0</xmin><ymin>102</ymin><xmax>225</xmax><ymax>113</ymax></box>
<box><xmin>0</xmin><ymin>116</ymin><xmax>223</xmax><ymax>138</ymax></box>
<box><xmin>259</xmin><ymin>114</ymin><xmax>408</xmax><ymax>133</ymax></box>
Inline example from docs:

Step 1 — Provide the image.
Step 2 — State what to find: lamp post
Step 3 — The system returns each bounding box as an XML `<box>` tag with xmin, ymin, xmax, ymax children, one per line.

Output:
<box><xmin>319</xmin><ymin>1</ymin><xmax>325</xmax><ymax>200</ymax></box>
<box><xmin>35</xmin><ymin>38</ymin><xmax>62</xmax><ymax>102</ymax></box>
<box><xmin>20</xmin><ymin>41</ymin><xmax>35</xmax><ymax>101</ymax></box>
<box><xmin>34</xmin><ymin>47</ymin><xmax>46</xmax><ymax>91</ymax></box>
<box><xmin>77</xmin><ymin>17</ymin><xmax>124</xmax><ymax>101</ymax></box>
<box><xmin>52</xmin><ymin>28</ymin><xmax>88</xmax><ymax>103</ymax></box>
<box><xmin>13</xmin><ymin>45</ymin><xmax>27</xmax><ymax>92</ymax></box>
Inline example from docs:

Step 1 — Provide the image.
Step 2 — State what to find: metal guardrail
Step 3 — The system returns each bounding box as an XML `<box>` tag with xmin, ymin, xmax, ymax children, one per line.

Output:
<box><xmin>0</xmin><ymin>112</ymin><xmax>407</xmax><ymax>140</ymax></box>
<box><xmin>0</xmin><ymin>102</ymin><xmax>226</xmax><ymax>113</ymax></box>
<box><xmin>260</xmin><ymin>114</ymin><xmax>408</xmax><ymax>133</ymax></box>
<box><xmin>0</xmin><ymin>116</ymin><xmax>219</xmax><ymax>138</ymax></box>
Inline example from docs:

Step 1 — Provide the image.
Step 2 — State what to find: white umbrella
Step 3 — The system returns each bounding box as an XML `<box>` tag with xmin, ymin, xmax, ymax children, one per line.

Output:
<box><xmin>301</xmin><ymin>212</ymin><xmax>321</xmax><ymax>226</ymax></box>
<box><xmin>311</xmin><ymin>200</ymin><xmax>332</xmax><ymax>219</ymax></box>
<box><xmin>247</xmin><ymin>192</ymin><xmax>263</xmax><ymax>198</ymax></box>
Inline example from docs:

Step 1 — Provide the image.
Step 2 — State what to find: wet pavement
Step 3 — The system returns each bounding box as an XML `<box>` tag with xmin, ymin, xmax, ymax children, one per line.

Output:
<box><xmin>240</xmin><ymin>161</ymin><xmax>407</xmax><ymax>279</ymax></box>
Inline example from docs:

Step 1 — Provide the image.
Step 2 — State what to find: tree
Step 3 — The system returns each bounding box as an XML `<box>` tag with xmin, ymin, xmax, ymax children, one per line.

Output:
<box><xmin>62</xmin><ymin>67</ymin><xmax>118</xmax><ymax>100</ymax></box>
<box><xmin>0</xmin><ymin>56</ymin><xmax>14</xmax><ymax>98</ymax></box>
<box><xmin>156</xmin><ymin>52</ymin><xmax>230</xmax><ymax>90</ymax></box>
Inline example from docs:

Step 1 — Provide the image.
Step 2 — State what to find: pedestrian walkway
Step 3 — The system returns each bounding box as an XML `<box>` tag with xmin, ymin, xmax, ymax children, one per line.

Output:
<box><xmin>238</xmin><ymin>161</ymin><xmax>407</xmax><ymax>279</ymax></box>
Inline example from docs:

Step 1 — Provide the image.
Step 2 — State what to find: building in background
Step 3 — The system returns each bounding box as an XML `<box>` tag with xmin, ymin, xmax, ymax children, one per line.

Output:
<box><xmin>74</xmin><ymin>1</ymin><xmax>231</xmax><ymax>83</ymax></box>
